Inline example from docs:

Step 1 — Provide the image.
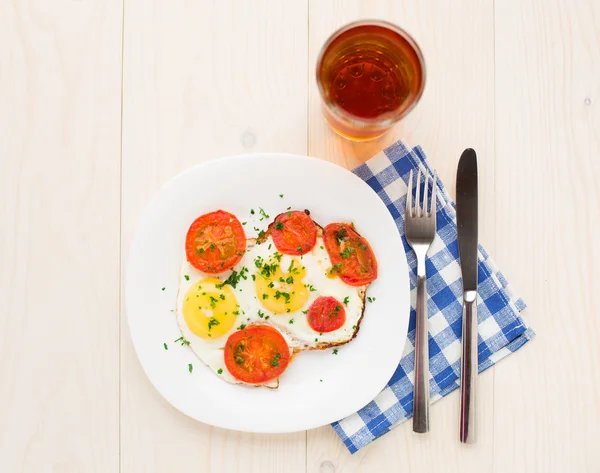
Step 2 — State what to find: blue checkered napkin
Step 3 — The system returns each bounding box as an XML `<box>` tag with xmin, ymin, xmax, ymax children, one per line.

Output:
<box><xmin>332</xmin><ymin>141</ymin><xmax>535</xmax><ymax>453</ymax></box>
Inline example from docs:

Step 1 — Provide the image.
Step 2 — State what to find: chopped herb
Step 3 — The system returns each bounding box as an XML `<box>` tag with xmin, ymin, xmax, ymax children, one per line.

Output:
<box><xmin>258</xmin><ymin>230</ymin><xmax>265</xmax><ymax>239</ymax></box>
<box><xmin>274</xmin><ymin>291</ymin><xmax>291</xmax><ymax>303</ymax></box>
<box><xmin>305</xmin><ymin>284</ymin><xmax>317</xmax><ymax>292</ymax></box>
<box><xmin>250</xmin><ymin>209</ymin><xmax>255</xmax><ymax>215</ymax></box>
<box><xmin>352</xmin><ymin>325</ymin><xmax>357</xmax><ymax>329</ymax></box>
<box><xmin>302</xmin><ymin>310</ymin><xmax>308</xmax><ymax>315</ymax></box>
<box><xmin>268</xmin><ymin>243</ymin><xmax>272</xmax><ymax>250</ymax></box>
<box><xmin>233</xmin><ymin>310</ymin><xmax>240</xmax><ymax>315</ymax></box>
<box><xmin>217</xmin><ymin>368</ymin><xmax>223</xmax><ymax>374</ymax></box>
<box><xmin>196</xmin><ymin>247</ymin><xmax>205</xmax><ymax>255</ymax></box>
<box><xmin>251</xmin><ymin>274</ymin><xmax>256</xmax><ymax>281</ymax></box>
<box><xmin>279</xmin><ymin>194</ymin><xmax>284</xmax><ymax>198</ymax></box>
<box><xmin>343</xmin><ymin>296</ymin><xmax>350</xmax><ymax>306</ymax></box>
<box><xmin>287</xmin><ymin>206</ymin><xmax>291</xmax><ymax>211</ymax></box>
<box><xmin>265</xmin><ymin>315</ymin><xmax>270</xmax><ymax>320</ymax></box>
<box><xmin>258</xmin><ymin>310</ymin><xmax>265</xmax><ymax>318</ymax></box>
<box><xmin>161</xmin><ymin>287</ymin><xmax>166</xmax><ymax>291</ymax></box>
<box><xmin>286</xmin><ymin>276</ymin><xmax>294</xmax><ymax>284</ymax></box>
<box><xmin>273</xmin><ymin>252</ymin><xmax>282</xmax><ymax>262</ymax></box>
<box><xmin>320</xmin><ymin>379</ymin><xmax>323</xmax><ymax>382</ymax></box>
<box><xmin>315</xmin><ymin>338</ymin><xmax>319</xmax><ymax>342</ymax></box>
<box><xmin>334</xmin><ymin>227</ymin><xmax>348</xmax><ymax>245</ymax></box>
<box><xmin>297</xmin><ymin>245</ymin><xmax>303</xmax><ymax>251</ymax></box>
<box><xmin>219</xmin><ymin>293</ymin><xmax>225</xmax><ymax>300</ymax></box>
<box><xmin>368</xmin><ymin>296</ymin><xmax>376</xmax><ymax>303</ymax></box>
<box><xmin>216</xmin><ymin>267</ymin><xmax>249</xmax><ymax>289</ymax></box>
<box><xmin>174</xmin><ymin>336</ymin><xmax>190</xmax><ymax>346</ymax></box>
<box><xmin>286</xmin><ymin>308</ymin><xmax>290</xmax><ymax>313</ymax></box>
<box><xmin>320</xmin><ymin>245</ymin><xmax>324</xmax><ymax>250</ymax></box>
<box><xmin>329</xmin><ymin>264</ymin><xmax>343</xmax><ymax>276</ymax></box>
<box><xmin>259</xmin><ymin>208</ymin><xmax>270</xmax><ymax>219</ymax></box>
<box><xmin>188</xmin><ymin>363</ymin><xmax>193</xmax><ymax>373</ymax></box>
<box><xmin>242</xmin><ymin>221</ymin><xmax>247</xmax><ymax>225</ymax></box>
<box><xmin>237</xmin><ymin>323</ymin><xmax>247</xmax><ymax>330</ymax></box>
<box><xmin>339</xmin><ymin>247</ymin><xmax>353</xmax><ymax>259</ymax></box>
<box><xmin>268</xmin><ymin>282</ymin><xmax>275</xmax><ymax>288</ymax></box>
<box><xmin>332</xmin><ymin>349</ymin><xmax>338</xmax><ymax>355</ymax></box>
<box><xmin>209</xmin><ymin>296</ymin><xmax>218</xmax><ymax>308</ymax></box>
<box><xmin>163</xmin><ymin>343</ymin><xmax>168</xmax><ymax>350</ymax></box>
<box><xmin>361</xmin><ymin>244</ymin><xmax>368</xmax><ymax>250</ymax></box>
<box><xmin>275</xmin><ymin>221</ymin><xmax>284</xmax><ymax>230</ymax></box>
<box><xmin>208</xmin><ymin>317</ymin><xmax>220</xmax><ymax>331</ymax></box>
<box><xmin>262</xmin><ymin>294</ymin><xmax>268</xmax><ymax>300</ymax></box>
<box><xmin>254</xmin><ymin>256</ymin><xmax>264</xmax><ymax>268</ymax></box>
<box><xmin>270</xmin><ymin>352</ymin><xmax>281</xmax><ymax>367</ymax></box>
<box><xmin>184</xmin><ymin>275</ymin><xmax>190</xmax><ymax>281</ymax></box>
<box><xmin>210</xmin><ymin>243</ymin><xmax>216</xmax><ymax>249</ymax></box>
<box><xmin>289</xmin><ymin>318</ymin><xmax>294</xmax><ymax>324</ymax></box>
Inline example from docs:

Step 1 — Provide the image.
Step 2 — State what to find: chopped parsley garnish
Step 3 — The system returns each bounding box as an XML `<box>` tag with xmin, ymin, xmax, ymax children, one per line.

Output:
<box><xmin>320</xmin><ymin>379</ymin><xmax>323</xmax><ymax>382</ymax></box>
<box><xmin>268</xmin><ymin>243</ymin><xmax>272</xmax><ymax>250</ymax></box>
<box><xmin>305</xmin><ymin>284</ymin><xmax>317</xmax><ymax>292</ymax></box>
<box><xmin>361</xmin><ymin>244</ymin><xmax>368</xmax><ymax>250</ymax></box>
<box><xmin>196</xmin><ymin>247</ymin><xmax>205</xmax><ymax>255</ymax></box>
<box><xmin>209</xmin><ymin>296</ymin><xmax>219</xmax><ymax>308</ymax></box>
<box><xmin>242</xmin><ymin>221</ymin><xmax>247</xmax><ymax>225</ymax></box>
<box><xmin>367</xmin><ymin>296</ymin><xmax>376</xmax><ymax>303</ymax></box>
<box><xmin>208</xmin><ymin>317</ymin><xmax>220</xmax><ymax>331</ymax></box>
<box><xmin>250</xmin><ymin>209</ymin><xmax>255</xmax><ymax>215</ymax></box>
<box><xmin>216</xmin><ymin>267</ymin><xmax>249</xmax><ymax>289</ymax></box>
<box><xmin>163</xmin><ymin>343</ymin><xmax>168</xmax><ymax>350</ymax></box>
<box><xmin>339</xmin><ymin>247</ymin><xmax>353</xmax><ymax>259</ymax></box>
<box><xmin>258</xmin><ymin>230</ymin><xmax>265</xmax><ymax>239</ymax></box>
<box><xmin>343</xmin><ymin>296</ymin><xmax>350</xmax><ymax>306</ymax></box>
<box><xmin>332</xmin><ymin>349</ymin><xmax>338</xmax><ymax>355</ymax></box>
<box><xmin>273</xmin><ymin>252</ymin><xmax>282</xmax><ymax>262</ymax></box>
<box><xmin>320</xmin><ymin>245</ymin><xmax>324</xmax><ymax>250</ymax></box>
<box><xmin>315</xmin><ymin>338</ymin><xmax>319</xmax><ymax>342</ymax></box>
<box><xmin>237</xmin><ymin>323</ymin><xmax>246</xmax><ymax>330</ymax></box>
<box><xmin>219</xmin><ymin>294</ymin><xmax>225</xmax><ymax>300</ymax></box>
<box><xmin>161</xmin><ymin>287</ymin><xmax>166</xmax><ymax>291</ymax></box>
<box><xmin>334</xmin><ymin>227</ymin><xmax>348</xmax><ymax>245</ymax></box>
<box><xmin>287</xmin><ymin>206</ymin><xmax>291</xmax><ymax>211</ymax></box>
<box><xmin>274</xmin><ymin>291</ymin><xmax>291</xmax><ymax>303</ymax></box>
<box><xmin>296</xmin><ymin>245</ymin><xmax>303</xmax><ymax>251</ymax></box>
<box><xmin>275</xmin><ymin>221</ymin><xmax>284</xmax><ymax>230</ymax></box>
<box><xmin>210</xmin><ymin>243</ymin><xmax>216</xmax><ymax>249</ymax></box>
<box><xmin>285</xmin><ymin>276</ymin><xmax>294</xmax><ymax>284</ymax></box>
<box><xmin>259</xmin><ymin>208</ymin><xmax>270</xmax><ymax>220</ymax></box>
<box><xmin>254</xmin><ymin>256</ymin><xmax>264</xmax><ymax>268</ymax></box>
<box><xmin>289</xmin><ymin>318</ymin><xmax>294</xmax><ymax>324</ymax></box>
<box><xmin>262</xmin><ymin>294</ymin><xmax>269</xmax><ymax>300</ymax></box>
<box><xmin>352</xmin><ymin>325</ymin><xmax>357</xmax><ymax>329</ymax></box>
<box><xmin>302</xmin><ymin>310</ymin><xmax>308</xmax><ymax>315</ymax></box>
<box><xmin>279</xmin><ymin>194</ymin><xmax>284</xmax><ymax>198</ymax></box>
<box><xmin>188</xmin><ymin>363</ymin><xmax>193</xmax><ymax>373</ymax></box>
<box><xmin>329</xmin><ymin>264</ymin><xmax>343</xmax><ymax>275</ymax></box>
<box><xmin>258</xmin><ymin>310</ymin><xmax>265</xmax><ymax>318</ymax></box>
<box><xmin>288</xmin><ymin>259</ymin><xmax>299</xmax><ymax>274</ymax></box>
<box><xmin>251</xmin><ymin>274</ymin><xmax>256</xmax><ymax>281</ymax></box>
<box><xmin>217</xmin><ymin>368</ymin><xmax>223</xmax><ymax>374</ymax></box>
<box><xmin>271</xmin><ymin>353</ymin><xmax>281</xmax><ymax>367</ymax></box>
<box><xmin>184</xmin><ymin>275</ymin><xmax>190</xmax><ymax>281</ymax></box>
<box><xmin>265</xmin><ymin>315</ymin><xmax>270</xmax><ymax>320</ymax></box>
<box><xmin>268</xmin><ymin>282</ymin><xmax>275</xmax><ymax>288</ymax></box>
<box><xmin>174</xmin><ymin>336</ymin><xmax>190</xmax><ymax>346</ymax></box>
<box><xmin>260</xmin><ymin>261</ymin><xmax>279</xmax><ymax>279</ymax></box>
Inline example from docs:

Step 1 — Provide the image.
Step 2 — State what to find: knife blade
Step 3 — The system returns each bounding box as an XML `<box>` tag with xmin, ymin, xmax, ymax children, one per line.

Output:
<box><xmin>456</xmin><ymin>148</ymin><xmax>478</xmax><ymax>444</ymax></box>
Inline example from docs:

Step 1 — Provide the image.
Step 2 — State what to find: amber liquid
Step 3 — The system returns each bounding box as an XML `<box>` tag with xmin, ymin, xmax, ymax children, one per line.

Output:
<box><xmin>318</xmin><ymin>23</ymin><xmax>424</xmax><ymax>140</ymax></box>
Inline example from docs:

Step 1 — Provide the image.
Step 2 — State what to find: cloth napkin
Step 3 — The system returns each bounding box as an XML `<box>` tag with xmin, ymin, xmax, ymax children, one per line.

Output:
<box><xmin>332</xmin><ymin>141</ymin><xmax>535</xmax><ymax>453</ymax></box>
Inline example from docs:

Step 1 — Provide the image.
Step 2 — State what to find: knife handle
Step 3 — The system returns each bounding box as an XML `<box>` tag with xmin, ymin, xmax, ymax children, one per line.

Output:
<box><xmin>460</xmin><ymin>291</ymin><xmax>478</xmax><ymax>443</ymax></box>
<box><xmin>413</xmin><ymin>274</ymin><xmax>429</xmax><ymax>433</ymax></box>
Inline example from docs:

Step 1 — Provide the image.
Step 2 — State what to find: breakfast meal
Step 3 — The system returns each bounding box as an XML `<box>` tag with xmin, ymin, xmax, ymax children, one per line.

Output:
<box><xmin>175</xmin><ymin>209</ymin><xmax>378</xmax><ymax>388</ymax></box>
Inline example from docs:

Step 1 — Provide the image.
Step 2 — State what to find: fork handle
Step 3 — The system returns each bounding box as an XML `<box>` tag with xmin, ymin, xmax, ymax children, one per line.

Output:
<box><xmin>413</xmin><ymin>273</ymin><xmax>429</xmax><ymax>433</ymax></box>
<box><xmin>460</xmin><ymin>291</ymin><xmax>478</xmax><ymax>443</ymax></box>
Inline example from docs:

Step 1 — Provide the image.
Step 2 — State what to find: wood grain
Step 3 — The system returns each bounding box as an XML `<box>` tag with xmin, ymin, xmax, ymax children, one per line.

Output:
<box><xmin>120</xmin><ymin>1</ymin><xmax>308</xmax><ymax>472</ymax></box>
<box><xmin>307</xmin><ymin>1</ymin><xmax>497</xmax><ymax>472</ymax></box>
<box><xmin>493</xmin><ymin>1</ymin><xmax>600</xmax><ymax>472</ymax></box>
<box><xmin>0</xmin><ymin>0</ymin><xmax>123</xmax><ymax>472</ymax></box>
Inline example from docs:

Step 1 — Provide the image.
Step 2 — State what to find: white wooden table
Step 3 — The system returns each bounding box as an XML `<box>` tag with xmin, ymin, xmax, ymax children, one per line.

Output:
<box><xmin>1</xmin><ymin>1</ymin><xmax>599</xmax><ymax>472</ymax></box>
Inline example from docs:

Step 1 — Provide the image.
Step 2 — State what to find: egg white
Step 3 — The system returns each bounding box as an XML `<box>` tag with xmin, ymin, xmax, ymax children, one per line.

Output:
<box><xmin>175</xmin><ymin>235</ymin><xmax>366</xmax><ymax>385</ymax></box>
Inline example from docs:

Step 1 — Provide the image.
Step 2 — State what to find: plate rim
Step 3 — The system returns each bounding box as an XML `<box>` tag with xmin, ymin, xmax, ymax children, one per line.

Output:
<box><xmin>125</xmin><ymin>152</ymin><xmax>411</xmax><ymax>433</ymax></box>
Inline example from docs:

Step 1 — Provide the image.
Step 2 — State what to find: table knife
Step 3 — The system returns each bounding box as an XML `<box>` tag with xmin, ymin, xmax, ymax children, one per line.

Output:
<box><xmin>456</xmin><ymin>148</ymin><xmax>478</xmax><ymax>444</ymax></box>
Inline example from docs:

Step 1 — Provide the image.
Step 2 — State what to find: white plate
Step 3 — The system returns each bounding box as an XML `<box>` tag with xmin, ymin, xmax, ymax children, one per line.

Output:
<box><xmin>126</xmin><ymin>153</ymin><xmax>410</xmax><ymax>433</ymax></box>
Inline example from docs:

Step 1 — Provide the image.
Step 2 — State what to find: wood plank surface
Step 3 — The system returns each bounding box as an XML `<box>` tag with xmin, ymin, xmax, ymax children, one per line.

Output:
<box><xmin>0</xmin><ymin>0</ymin><xmax>123</xmax><ymax>472</ymax></box>
<box><xmin>493</xmin><ymin>1</ymin><xmax>600</xmax><ymax>472</ymax></box>
<box><xmin>120</xmin><ymin>1</ymin><xmax>308</xmax><ymax>472</ymax></box>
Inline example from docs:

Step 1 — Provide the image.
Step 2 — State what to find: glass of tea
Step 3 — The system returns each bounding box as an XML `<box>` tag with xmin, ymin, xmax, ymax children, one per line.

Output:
<box><xmin>316</xmin><ymin>20</ymin><xmax>426</xmax><ymax>141</ymax></box>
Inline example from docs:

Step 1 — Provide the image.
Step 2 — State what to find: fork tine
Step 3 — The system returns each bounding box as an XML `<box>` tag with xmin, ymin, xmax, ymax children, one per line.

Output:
<box><xmin>423</xmin><ymin>172</ymin><xmax>429</xmax><ymax>217</ymax></box>
<box><xmin>415</xmin><ymin>168</ymin><xmax>422</xmax><ymax>217</ymax></box>
<box><xmin>406</xmin><ymin>169</ymin><xmax>413</xmax><ymax>217</ymax></box>
<box><xmin>431</xmin><ymin>170</ymin><xmax>437</xmax><ymax>216</ymax></box>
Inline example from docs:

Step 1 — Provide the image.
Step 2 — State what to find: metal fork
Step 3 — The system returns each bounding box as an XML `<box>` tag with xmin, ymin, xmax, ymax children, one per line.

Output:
<box><xmin>405</xmin><ymin>168</ymin><xmax>437</xmax><ymax>434</ymax></box>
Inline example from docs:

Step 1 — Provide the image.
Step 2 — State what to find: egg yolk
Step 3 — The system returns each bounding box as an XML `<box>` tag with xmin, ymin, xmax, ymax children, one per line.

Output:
<box><xmin>182</xmin><ymin>278</ymin><xmax>238</xmax><ymax>339</ymax></box>
<box><xmin>255</xmin><ymin>257</ymin><xmax>309</xmax><ymax>314</ymax></box>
